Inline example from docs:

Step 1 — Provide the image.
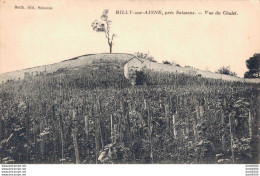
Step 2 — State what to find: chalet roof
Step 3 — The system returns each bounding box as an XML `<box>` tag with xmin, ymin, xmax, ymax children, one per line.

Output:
<box><xmin>124</xmin><ymin>56</ymin><xmax>144</xmax><ymax>64</ymax></box>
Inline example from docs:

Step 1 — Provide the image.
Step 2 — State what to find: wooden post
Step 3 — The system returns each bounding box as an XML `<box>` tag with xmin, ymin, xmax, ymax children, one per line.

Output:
<box><xmin>221</xmin><ymin>109</ymin><xmax>225</xmax><ymax>124</ymax></box>
<box><xmin>111</xmin><ymin>114</ymin><xmax>114</xmax><ymax>144</ymax></box>
<box><xmin>40</xmin><ymin>118</ymin><xmax>45</xmax><ymax>160</ymax></box>
<box><xmin>248</xmin><ymin>110</ymin><xmax>252</xmax><ymax>139</ymax></box>
<box><xmin>126</xmin><ymin>109</ymin><xmax>132</xmax><ymax>147</ymax></box>
<box><xmin>164</xmin><ymin>103</ymin><xmax>171</xmax><ymax>159</ymax></box>
<box><xmin>97</xmin><ymin>98</ymin><xmax>104</xmax><ymax>150</ymax></box>
<box><xmin>84</xmin><ymin>115</ymin><xmax>89</xmax><ymax>160</ymax></box>
<box><xmin>175</xmin><ymin>96</ymin><xmax>179</xmax><ymax>139</ymax></box>
<box><xmin>169</xmin><ymin>96</ymin><xmax>173</xmax><ymax>137</ymax></box>
<box><xmin>199</xmin><ymin>105</ymin><xmax>204</xmax><ymax>122</ymax></box>
<box><xmin>0</xmin><ymin>115</ymin><xmax>5</xmax><ymax>151</ymax></box>
<box><xmin>159</xmin><ymin>94</ymin><xmax>162</xmax><ymax>109</ymax></box>
<box><xmin>72</xmin><ymin>128</ymin><xmax>80</xmax><ymax>164</ymax></box>
<box><xmin>193</xmin><ymin>120</ymin><xmax>198</xmax><ymax>142</ymax></box>
<box><xmin>196</xmin><ymin>105</ymin><xmax>200</xmax><ymax>124</ymax></box>
<box><xmin>221</xmin><ymin>109</ymin><xmax>226</xmax><ymax>151</ymax></box>
<box><xmin>185</xmin><ymin>117</ymin><xmax>189</xmax><ymax>137</ymax></box>
<box><xmin>72</xmin><ymin>110</ymin><xmax>80</xmax><ymax>164</ymax></box>
<box><xmin>228</xmin><ymin>114</ymin><xmax>235</xmax><ymax>163</ymax></box>
<box><xmin>99</xmin><ymin>120</ymin><xmax>104</xmax><ymax>151</ymax></box>
<box><xmin>172</xmin><ymin>114</ymin><xmax>177</xmax><ymax>138</ymax></box>
<box><xmin>176</xmin><ymin>96</ymin><xmax>179</xmax><ymax>116</ymax></box>
<box><xmin>26</xmin><ymin>102</ymin><xmax>30</xmax><ymax>138</ymax></box>
<box><xmin>148</xmin><ymin>110</ymin><xmax>153</xmax><ymax>163</ymax></box>
<box><xmin>84</xmin><ymin>116</ymin><xmax>89</xmax><ymax>137</ymax></box>
<box><xmin>165</xmin><ymin>104</ymin><xmax>170</xmax><ymax>133</ymax></box>
<box><xmin>0</xmin><ymin>114</ymin><xmax>4</xmax><ymax>162</ymax></box>
<box><xmin>44</xmin><ymin>101</ymin><xmax>49</xmax><ymax>161</ymax></box>
<box><xmin>33</xmin><ymin>115</ymin><xmax>37</xmax><ymax>163</ymax></box>
<box><xmin>51</xmin><ymin>104</ymin><xmax>57</xmax><ymax>163</ymax></box>
<box><xmin>94</xmin><ymin>105</ymin><xmax>99</xmax><ymax>164</ymax></box>
<box><xmin>118</xmin><ymin>114</ymin><xmax>122</xmax><ymax>143</ymax></box>
<box><xmin>59</xmin><ymin>112</ymin><xmax>65</xmax><ymax>164</ymax></box>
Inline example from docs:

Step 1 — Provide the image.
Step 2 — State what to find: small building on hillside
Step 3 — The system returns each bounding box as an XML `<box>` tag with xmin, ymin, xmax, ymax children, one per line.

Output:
<box><xmin>124</xmin><ymin>57</ymin><xmax>145</xmax><ymax>84</ymax></box>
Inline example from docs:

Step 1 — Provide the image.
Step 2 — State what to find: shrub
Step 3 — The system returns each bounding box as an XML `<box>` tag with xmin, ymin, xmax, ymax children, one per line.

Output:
<box><xmin>135</xmin><ymin>70</ymin><xmax>147</xmax><ymax>86</ymax></box>
<box><xmin>216</xmin><ymin>66</ymin><xmax>237</xmax><ymax>77</ymax></box>
<box><xmin>163</xmin><ymin>61</ymin><xmax>171</xmax><ymax>65</ymax></box>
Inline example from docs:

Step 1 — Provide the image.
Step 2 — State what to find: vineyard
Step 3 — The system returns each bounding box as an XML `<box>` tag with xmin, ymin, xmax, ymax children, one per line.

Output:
<box><xmin>0</xmin><ymin>63</ymin><xmax>259</xmax><ymax>164</ymax></box>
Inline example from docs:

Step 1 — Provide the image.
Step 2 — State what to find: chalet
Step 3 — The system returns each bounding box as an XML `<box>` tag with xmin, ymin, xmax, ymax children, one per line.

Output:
<box><xmin>124</xmin><ymin>57</ymin><xmax>145</xmax><ymax>85</ymax></box>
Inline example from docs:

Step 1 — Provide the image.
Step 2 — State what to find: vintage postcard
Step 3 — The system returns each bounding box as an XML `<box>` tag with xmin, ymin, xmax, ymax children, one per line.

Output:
<box><xmin>0</xmin><ymin>0</ymin><xmax>259</xmax><ymax>172</ymax></box>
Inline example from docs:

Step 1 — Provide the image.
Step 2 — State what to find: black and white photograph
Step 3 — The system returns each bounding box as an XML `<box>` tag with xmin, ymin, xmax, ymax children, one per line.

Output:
<box><xmin>0</xmin><ymin>0</ymin><xmax>259</xmax><ymax>174</ymax></box>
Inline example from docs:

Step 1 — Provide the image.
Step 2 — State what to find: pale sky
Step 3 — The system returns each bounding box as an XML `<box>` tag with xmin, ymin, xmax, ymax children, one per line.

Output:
<box><xmin>0</xmin><ymin>0</ymin><xmax>260</xmax><ymax>77</ymax></box>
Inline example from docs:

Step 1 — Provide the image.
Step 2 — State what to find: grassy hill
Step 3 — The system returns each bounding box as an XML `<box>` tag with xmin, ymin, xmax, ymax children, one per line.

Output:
<box><xmin>1</xmin><ymin>53</ymin><xmax>259</xmax><ymax>83</ymax></box>
<box><xmin>0</xmin><ymin>53</ymin><xmax>134</xmax><ymax>83</ymax></box>
<box><xmin>0</xmin><ymin>53</ymin><xmax>259</xmax><ymax>164</ymax></box>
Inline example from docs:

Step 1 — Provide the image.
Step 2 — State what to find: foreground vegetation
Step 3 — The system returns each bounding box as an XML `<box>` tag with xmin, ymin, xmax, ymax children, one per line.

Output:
<box><xmin>0</xmin><ymin>63</ymin><xmax>259</xmax><ymax>164</ymax></box>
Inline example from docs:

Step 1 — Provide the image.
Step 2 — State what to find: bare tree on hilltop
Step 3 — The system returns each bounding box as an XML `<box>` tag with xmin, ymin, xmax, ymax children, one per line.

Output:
<box><xmin>92</xmin><ymin>9</ymin><xmax>116</xmax><ymax>53</ymax></box>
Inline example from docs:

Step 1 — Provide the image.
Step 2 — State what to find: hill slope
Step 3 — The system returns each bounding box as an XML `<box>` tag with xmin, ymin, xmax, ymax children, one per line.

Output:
<box><xmin>1</xmin><ymin>53</ymin><xmax>259</xmax><ymax>83</ymax></box>
<box><xmin>0</xmin><ymin>53</ymin><xmax>259</xmax><ymax>164</ymax></box>
<box><xmin>0</xmin><ymin>53</ymin><xmax>134</xmax><ymax>83</ymax></box>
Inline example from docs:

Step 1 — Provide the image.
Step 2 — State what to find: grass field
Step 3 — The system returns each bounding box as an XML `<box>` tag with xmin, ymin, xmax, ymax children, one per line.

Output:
<box><xmin>0</xmin><ymin>55</ymin><xmax>259</xmax><ymax>164</ymax></box>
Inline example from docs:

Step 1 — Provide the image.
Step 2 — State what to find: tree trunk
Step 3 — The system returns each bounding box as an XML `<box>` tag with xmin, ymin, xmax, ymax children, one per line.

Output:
<box><xmin>109</xmin><ymin>43</ymin><xmax>112</xmax><ymax>53</ymax></box>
